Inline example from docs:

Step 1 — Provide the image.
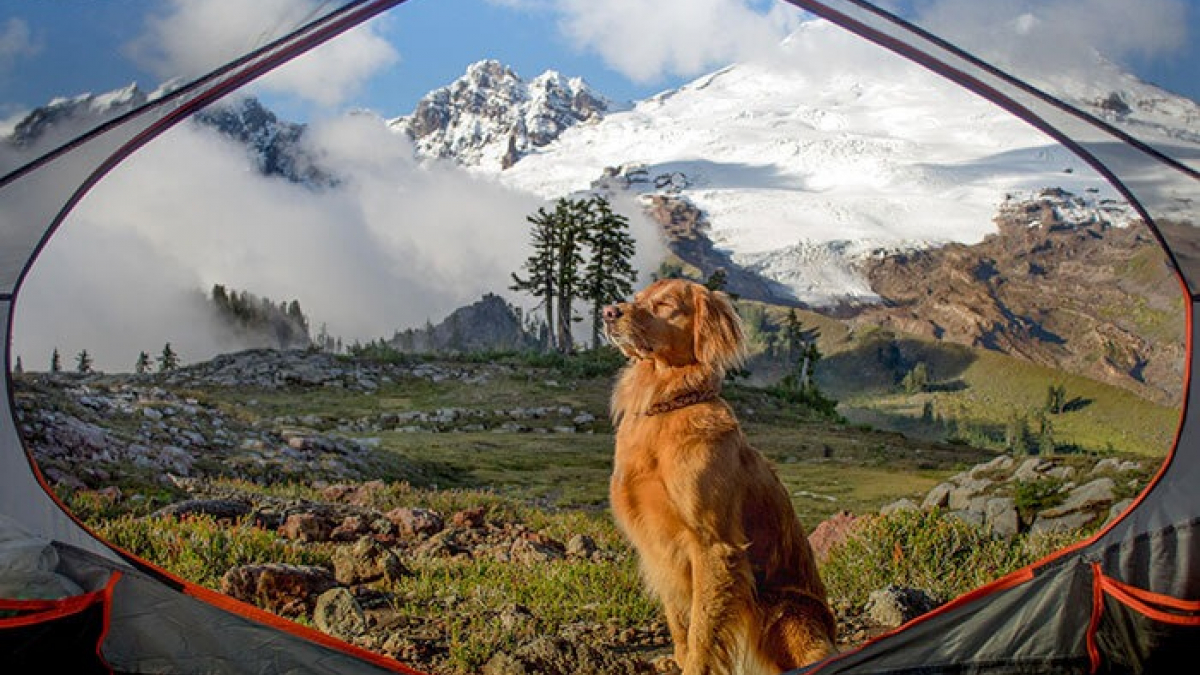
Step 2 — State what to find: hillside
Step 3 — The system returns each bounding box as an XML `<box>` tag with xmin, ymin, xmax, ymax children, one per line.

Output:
<box><xmin>14</xmin><ymin>348</ymin><xmax>1162</xmax><ymax>674</ymax></box>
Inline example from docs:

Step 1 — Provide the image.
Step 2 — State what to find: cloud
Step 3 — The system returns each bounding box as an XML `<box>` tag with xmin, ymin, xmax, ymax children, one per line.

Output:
<box><xmin>0</xmin><ymin>18</ymin><xmax>40</xmax><ymax>76</ymax></box>
<box><xmin>914</xmin><ymin>0</ymin><xmax>1190</xmax><ymax>75</ymax></box>
<box><xmin>125</xmin><ymin>0</ymin><xmax>397</xmax><ymax>107</ymax></box>
<box><xmin>13</xmin><ymin>107</ymin><xmax>664</xmax><ymax>371</ymax></box>
<box><xmin>552</xmin><ymin>0</ymin><xmax>805</xmax><ymax>84</ymax></box>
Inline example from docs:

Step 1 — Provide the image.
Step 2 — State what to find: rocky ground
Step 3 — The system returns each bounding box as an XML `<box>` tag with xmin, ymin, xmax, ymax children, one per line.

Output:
<box><xmin>12</xmin><ymin>349</ymin><xmax>1155</xmax><ymax>674</ymax></box>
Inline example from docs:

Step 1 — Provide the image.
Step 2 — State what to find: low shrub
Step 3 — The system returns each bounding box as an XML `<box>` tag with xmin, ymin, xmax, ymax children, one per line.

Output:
<box><xmin>820</xmin><ymin>509</ymin><xmax>1080</xmax><ymax>612</ymax></box>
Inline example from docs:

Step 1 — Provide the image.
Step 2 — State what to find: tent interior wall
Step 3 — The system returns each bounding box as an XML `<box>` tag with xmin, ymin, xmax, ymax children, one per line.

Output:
<box><xmin>1</xmin><ymin>0</ymin><xmax>1196</xmax><ymax>673</ymax></box>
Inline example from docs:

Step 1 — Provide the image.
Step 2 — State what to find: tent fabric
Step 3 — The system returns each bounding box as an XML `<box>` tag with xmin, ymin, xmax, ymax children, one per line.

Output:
<box><xmin>1</xmin><ymin>2</ymin><xmax>423</xmax><ymax>673</ymax></box>
<box><xmin>1</xmin><ymin>0</ymin><xmax>1196</xmax><ymax>673</ymax></box>
<box><xmin>780</xmin><ymin>1</ymin><xmax>1200</xmax><ymax>673</ymax></box>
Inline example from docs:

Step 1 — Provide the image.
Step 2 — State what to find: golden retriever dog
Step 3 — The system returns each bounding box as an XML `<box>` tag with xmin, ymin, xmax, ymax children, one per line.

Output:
<box><xmin>603</xmin><ymin>278</ymin><xmax>836</xmax><ymax>675</ymax></box>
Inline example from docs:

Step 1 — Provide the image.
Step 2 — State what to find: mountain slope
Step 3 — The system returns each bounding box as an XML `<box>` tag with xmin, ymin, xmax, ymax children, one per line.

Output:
<box><xmin>489</xmin><ymin>20</ymin><xmax>1196</xmax><ymax>305</ymax></box>
<box><xmin>387</xmin><ymin>60</ymin><xmax>613</xmax><ymax>171</ymax></box>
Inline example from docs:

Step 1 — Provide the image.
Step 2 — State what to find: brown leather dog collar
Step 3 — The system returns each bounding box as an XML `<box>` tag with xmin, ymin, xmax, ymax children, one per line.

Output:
<box><xmin>643</xmin><ymin>389</ymin><xmax>719</xmax><ymax>416</ymax></box>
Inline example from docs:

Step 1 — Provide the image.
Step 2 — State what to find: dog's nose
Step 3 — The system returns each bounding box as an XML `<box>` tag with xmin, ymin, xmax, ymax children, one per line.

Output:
<box><xmin>603</xmin><ymin>305</ymin><xmax>623</xmax><ymax>321</ymax></box>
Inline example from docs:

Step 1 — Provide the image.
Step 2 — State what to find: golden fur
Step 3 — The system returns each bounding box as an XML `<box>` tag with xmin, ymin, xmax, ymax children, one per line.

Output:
<box><xmin>603</xmin><ymin>278</ymin><xmax>836</xmax><ymax>675</ymax></box>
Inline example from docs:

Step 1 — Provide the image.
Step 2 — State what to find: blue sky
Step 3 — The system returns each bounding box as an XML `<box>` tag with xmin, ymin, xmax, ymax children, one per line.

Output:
<box><xmin>2</xmin><ymin>0</ymin><xmax>1198</xmax><ymax>124</ymax></box>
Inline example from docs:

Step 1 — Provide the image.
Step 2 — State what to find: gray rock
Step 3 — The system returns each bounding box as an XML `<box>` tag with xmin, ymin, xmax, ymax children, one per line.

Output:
<box><xmin>922</xmin><ymin>482</ymin><xmax>953</xmax><ymax>509</ymax></box>
<box><xmin>482</xmin><ymin>636</ymin><xmax>653</xmax><ymax>675</ymax></box>
<box><xmin>880</xmin><ymin>498</ymin><xmax>919</xmax><ymax>515</ymax></box>
<box><xmin>566</xmin><ymin>534</ymin><xmax>599</xmax><ymax>559</ymax></box>
<box><xmin>947</xmin><ymin>510</ymin><xmax>985</xmax><ymax>527</ymax></box>
<box><xmin>1041</xmin><ymin>478</ymin><xmax>1116</xmax><ymax>519</ymax></box>
<box><xmin>1031</xmin><ymin>510</ymin><xmax>1097</xmax><ymax>534</ymax></box>
<box><xmin>984</xmin><ymin>497</ymin><xmax>1020</xmax><ymax>539</ymax></box>
<box><xmin>332</xmin><ymin>536</ymin><xmax>408</xmax><ymax>585</ymax></box>
<box><xmin>1011</xmin><ymin>457</ymin><xmax>1049</xmax><ymax>482</ymax></box>
<box><xmin>865</xmin><ymin>586</ymin><xmax>940</xmax><ymax>627</ymax></box>
<box><xmin>313</xmin><ymin>587</ymin><xmax>367</xmax><ymax>641</ymax></box>
<box><xmin>973</xmin><ymin>455</ymin><xmax>1014</xmax><ymax>476</ymax></box>
<box><xmin>1106</xmin><ymin>498</ymin><xmax>1135</xmax><ymax>524</ymax></box>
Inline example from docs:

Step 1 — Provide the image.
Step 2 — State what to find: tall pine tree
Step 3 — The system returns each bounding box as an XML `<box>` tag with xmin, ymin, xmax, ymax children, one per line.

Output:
<box><xmin>553</xmin><ymin>198</ymin><xmax>585</xmax><ymax>353</ymax></box>
<box><xmin>580</xmin><ymin>195</ymin><xmax>637</xmax><ymax>348</ymax></box>
<box><xmin>510</xmin><ymin>204</ymin><xmax>561</xmax><ymax>351</ymax></box>
<box><xmin>512</xmin><ymin>195</ymin><xmax>639</xmax><ymax>353</ymax></box>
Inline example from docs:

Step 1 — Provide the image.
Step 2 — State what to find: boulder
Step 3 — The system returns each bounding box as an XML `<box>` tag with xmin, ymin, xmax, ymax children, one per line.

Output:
<box><xmin>386</xmin><ymin>507</ymin><xmax>445</xmax><ymax>539</ymax></box>
<box><xmin>922</xmin><ymin>483</ymin><xmax>953</xmax><ymax>509</ymax></box>
<box><xmin>279</xmin><ymin>512</ymin><xmax>334</xmax><ymax>542</ymax></box>
<box><xmin>865</xmin><ymin>586</ymin><xmax>940</xmax><ymax>628</ymax></box>
<box><xmin>879</xmin><ymin>498</ymin><xmax>919</xmax><ymax>515</ymax></box>
<box><xmin>984</xmin><ymin>497</ymin><xmax>1020</xmax><ymax>539</ymax></box>
<box><xmin>313</xmin><ymin>587</ymin><xmax>368</xmax><ymax>641</ymax></box>
<box><xmin>808</xmin><ymin>511</ymin><xmax>862</xmax><ymax>563</ymax></box>
<box><xmin>1040</xmin><ymin>478</ymin><xmax>1116</xmax><ymax>519</ymax></box>
<box><xmin>220</xmin><ymin>563</ymin><xmax>337</xmax><ymax>616</ymax></box>
<box><xmin>332</xmin><ymin>536</ymin><xmax>409</xmax><ymax>585</ymax></box>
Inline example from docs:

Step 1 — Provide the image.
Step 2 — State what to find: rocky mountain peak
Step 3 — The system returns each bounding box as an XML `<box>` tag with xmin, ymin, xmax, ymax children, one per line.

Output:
<box><xmin>388</xmin><ymin>59</ymin><xmax>613</xmax><ymax>170</ymax></box>
<box><xmin>192</xmin><ymin>96</ymin><xmax>332</xmax><ymax>186</ymax></box>
<box><xmin>8</xmin><ymin>83</ymin><xmax>149</xmax><ymax>151</ymax></box>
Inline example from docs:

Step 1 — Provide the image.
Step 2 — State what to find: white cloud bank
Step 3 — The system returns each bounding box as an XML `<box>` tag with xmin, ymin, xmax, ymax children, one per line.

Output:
<box><xmin>13</xmin><ymin>114</ymin><xmax>535</xmax><ymax>371</ymax></box>
<box><xmin>13</xmin><ymin>109</ymin><xmax>665</xmax><ymax>372</ymax></box>
<box><xmin>914</xmin><ymin>0</ymin><xmax>1189</xmax><ymax>76</ymax></box>
<box><xmin>125</xmin><ymin>0</ymin><xmax>398</xmax><ymax>107</ymax></box>
<box><xmin>524</xmin><ymin>0</ymin><xmax>1190</xmax><ymax>92</ymax></box>
<box><xmin>550</xmin><ymin>0</ymin><xmax>805</xmax><ymax>84</ymax></box>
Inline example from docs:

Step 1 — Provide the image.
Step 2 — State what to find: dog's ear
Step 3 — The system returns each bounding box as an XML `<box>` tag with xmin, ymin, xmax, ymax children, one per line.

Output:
<box><xmin>692</xmin><ymin>283</ymin><xmax>745</xmax><ymax>372</ymax></box>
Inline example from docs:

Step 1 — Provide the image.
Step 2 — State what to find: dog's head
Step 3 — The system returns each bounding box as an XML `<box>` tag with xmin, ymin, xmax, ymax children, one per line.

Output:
<box><xmin>603</xmin><ymin>278</ymin><xmax>745</xmax><ymax>373</ymax></box>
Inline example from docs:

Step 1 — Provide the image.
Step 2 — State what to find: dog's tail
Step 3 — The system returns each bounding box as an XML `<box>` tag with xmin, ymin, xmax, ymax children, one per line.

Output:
<box><xmin>754</xmin><ymin>587</ymin><xmax>838</xmax><ymax>672</ymax></box>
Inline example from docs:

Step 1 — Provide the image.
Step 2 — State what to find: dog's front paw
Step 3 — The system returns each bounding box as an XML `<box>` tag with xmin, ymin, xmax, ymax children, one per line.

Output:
<box><xmin>651</xmin><ymin>655</ymin><xmax>682</xmax><ymax>675</ymax></box>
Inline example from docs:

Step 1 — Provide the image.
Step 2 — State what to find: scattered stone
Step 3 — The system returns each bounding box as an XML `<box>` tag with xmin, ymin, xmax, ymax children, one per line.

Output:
<box><xmin>808</xmin><ymin>511</ymin><xmax>862</xmax><ymax>563</ymax></box>
<box><xmin>1031</xmin><ymin>510</ymin><xmax>1097</xmax><ymax>534</ymax></box>
<box><xmin>1039</xmin><ymin>478</ymin><xmax>1116</xmax><ymax>519</ymax></box>
<box><xmin>330</xmin><ymin>515</ymin><xmax>374</xmax><ymax>542</ymax></box>
<box><xmin>482</xmin><ymin>636</ymin><xmax>654</xmax><ymax>675</ymax></box>
<box><xmin>313</xmin><ymin>587</ymin><xmax>368</xmax><ymax>641</ymax></box>
<box><xmin>864</xmin><ymin>586</ymin><xmax>940</xmax><ymax>628</ymax></box>
<box><xmin>220</xmin><ymin>563</ymin><xmax>337</xmax><ymax>617</ymax></box>
<box><xmin>984</xmin><ymin>497</ymin><xmax>1020</xmax><ymax>539</ymax></box>
<box><xmin>1106</xmin><ymin>498</ymin><xmax>1135</xmax><ymax>524</ymax></box>
<box><xmin>452</xmin><ymin>506</ymin><xmax>488</xmax><ymax>529</ymax></box>
<box><xmin>1011</xmin><ymin>458</ymin><xmax>1049</xmax><ymax>483</ymax></box>
<box><xmin>566</xmin><ymin>534</ymin><xmax>599</xmax><ymax>560</ymax></box>
<box><xmin>279</xmin><ymin>513</ymin><xmax>334</xmax><ymax>543</ymax></box>
<box><xmin>879</xmin><ymin>498</ymin><xmax>919</xmax><ymax>515</ymax></box>
<box><xmin>946</xmin><ymin>509</ymin><xmax>984</xmax><ymax>527</ymax></box>
<box><xmin>151</xmin><ymin>498</ymin><xmax>251</xmax><ymax>523</ymax></box>
<box><xmin>509</xmin><ymin>535</ymin><xmax>566</xmax><ymax>564</ymax></box>
<box><xmin>387</xmin><ymin>507</ymin><xmax>445</xmax><ymax>538</ymax></box>
<box><xmin>922</xmin><ymin>483</ymin><xmax>953</xmax><ymax>509</ymax></box>
<box><xmin>332</xmin><ymin>536</ymin><xmax>409</xmax><ymax>585</ymax></box>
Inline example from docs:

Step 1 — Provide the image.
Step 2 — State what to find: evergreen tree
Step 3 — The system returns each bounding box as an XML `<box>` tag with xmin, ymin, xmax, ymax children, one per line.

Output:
<box><xmin>13</xmin><ymin>356</ymin><xmax>22</xmax><ymax>376</ymax></box>
<box><xmin>580</xmin><ymin>195</ymin><xmax>637</xmax><ymax>348</ymax></box>
<box><xmin>157</xmin><ymin>343</ymin><xmax>180</xmax><ymax>372</ymax></box>
<box><xmin>50</xmin><ymin>348</ymin><xmax>61</xmax><ymax>373</ymax></box>
<box><xmin>704</xmin><ymin>267</ymin><xmax>729</xmax><ymax>292</ymax></box>
<box><xmin>782</xmin><ymin>309</ymin><xmax>821</xmax><ymax>390</ymax></box>
<box><xmin>513</xmin><ymin>195</ymin><xmax>640</xmax><ymax>353</ymax></box>
<box><xmin>1046</xmin><ymin>383</ymin><xmax>1067</xmax><ymax>414</ymax></box>
<box><xmin>75</xmin><ymin>349</ymin><xmax>93</xmax><ymax>374</ymax></box>
<box><xmin>902</xmin><ymin>362</ymin><xmax>930</xmax><ymax>394</ymax></box>
<box><xmin>135</xmin><ymin>351</ymin><xmax>152</xmax><ymax>374</ymax></box>
<box><xmin>553</xmin><ymin>198</ymin><xmax>589</xmax><ymax>352</ymax></box>
<box><xmin>511</xmin><ymin>203</ymin><xmax>561</xmax><ymax>351</ymax></box>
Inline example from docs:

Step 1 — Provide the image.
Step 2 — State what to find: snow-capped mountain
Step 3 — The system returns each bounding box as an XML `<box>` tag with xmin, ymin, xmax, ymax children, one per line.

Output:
<box><xmin>388</xmin><ymin>21</ymin><xmax>1197</xmax><ymax>306</ymax></box>
<box><xmin>387</xmin><ymin>59</ymin><xmax>614</xmax><ymax>171</ymax></box>
<box><xmin>192</xmin><ymin>97</ymin><xmax>331</xmax><ymax>186</ymax></box>
<box><xmin>8</xmin><ymin>83</ymin><xmax>149</xmax><ymax>150</ymax></box>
